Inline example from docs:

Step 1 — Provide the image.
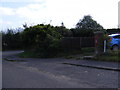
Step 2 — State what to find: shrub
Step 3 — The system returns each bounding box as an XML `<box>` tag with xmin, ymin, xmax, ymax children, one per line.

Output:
<box><xmin>21</xmin><ymin>24</ymin><xmax>64</xmax><ymax>57</ymax></box>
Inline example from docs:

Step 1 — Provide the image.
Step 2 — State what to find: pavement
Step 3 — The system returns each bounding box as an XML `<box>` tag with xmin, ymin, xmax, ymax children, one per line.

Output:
<box><xmin>62</xmin><ymin>59</ymin><xmax>120</xmax><ymax>71</ymax></box>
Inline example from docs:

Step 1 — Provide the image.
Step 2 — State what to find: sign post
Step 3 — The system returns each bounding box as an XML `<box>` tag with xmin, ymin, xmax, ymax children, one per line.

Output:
<box><xmin>104</xmin><ymin>40</ymin><xmax>107</xmax><ymax>53</ymax></box>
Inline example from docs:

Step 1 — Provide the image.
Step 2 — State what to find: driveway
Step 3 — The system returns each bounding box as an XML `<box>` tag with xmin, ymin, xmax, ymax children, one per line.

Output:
<box><xmin>2</xmin><ymin>51</ymin><xmax>119</xmax><ymax>88</ymax></box>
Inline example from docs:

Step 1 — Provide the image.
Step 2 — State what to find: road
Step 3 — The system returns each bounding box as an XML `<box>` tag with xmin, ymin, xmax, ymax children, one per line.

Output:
<box><xmin>2</xmin><ymin>51</ymin><xmax>119</xmax><ymax>88</ymax></box>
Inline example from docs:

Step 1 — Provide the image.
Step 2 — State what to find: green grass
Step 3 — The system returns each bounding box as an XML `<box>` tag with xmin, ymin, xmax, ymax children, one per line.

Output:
<box><xmin>18</xmin><ymin>47</ymin><xmax>95</xmax><ymax>59</ymax></box>
<box><xmin>18</xmin><ymin>49</ymin><xmax>82</xmax><ymax>58</ymax></box>
<box><xmin>18</xmin><ymin>47</ymin><xmax>119</xmax><ymax>62</ymax></box>
<box><xmin>94</xmin><ymin>50</ymin><xmax>120</xmax><ymax>62</ymax></box>
<box><xmin>18</xmin><ymin>50</ymin><xmax>64</xmax><ymax>58</ymax></box>
<box><xmin>18</xmin><ymin>51</ymin><xmax>41</xmax><ymax>58</ymax></box>
<box><xmin>95</xmin><ymin>55</ymin><xmax>119</xmax><ymax>62</ymax></box>
<box><xmin>81</xmin><ymin>47</ymin><xmax>95</xmax><ymax>53</ymax></box>
<box><xmin>75</xmin><ymin>50</ymin><xmax>119</xmax><ymax>62</ymax></box>
<box><xmin>62</xmin><ymin>47</ymin><xmax>95</xmax><ymax>59</ymax></box>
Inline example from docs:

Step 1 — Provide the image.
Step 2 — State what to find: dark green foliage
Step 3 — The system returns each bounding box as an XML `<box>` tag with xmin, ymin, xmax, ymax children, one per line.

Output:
<box><xmin>53</xmin><ymin>22</ymin><xmax>72</xmax><ymax>37</ymax></box>
<box><xmin>21</xmin><ymin>24</ymin><xmax>64</xmax><ymax>57</ymax></box>
<box><xmin>2</xmin><ymin>15</ymin><xmax>109</xmax><ymax>57</ymax></box>
<box><xmin>2</xmin><ymin>29</ymin><xmax>22</xmax><ymax>50</ymax></box>
<box><xmin>76</xmin><ymin>15</ymin><xmax>104</xmax><ymax>30</ymax></box>
<box><xmin>70</xmin><ymin>29</ymin><xmax>94</xmax><ymax>37</ymax></box>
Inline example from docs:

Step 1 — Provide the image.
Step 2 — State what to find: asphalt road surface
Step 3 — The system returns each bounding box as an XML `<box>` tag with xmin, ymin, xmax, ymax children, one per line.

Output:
<box><xmin>2</xmin><ymin>51</ymin><xmax>119</xmax><ymax>88</ymax></box>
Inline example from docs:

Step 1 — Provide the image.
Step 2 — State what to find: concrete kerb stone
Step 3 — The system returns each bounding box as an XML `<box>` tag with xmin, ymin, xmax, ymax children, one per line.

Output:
<box><xmin>62</xmin><ymin>63</ymin><xmax>120</xmax><ymax>72</ymax></box>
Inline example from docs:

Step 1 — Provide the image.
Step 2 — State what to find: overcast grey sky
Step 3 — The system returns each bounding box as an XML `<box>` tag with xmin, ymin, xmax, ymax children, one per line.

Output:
<box><xmin>0</xmin><ymin>0</ymin><xmax>119</xmax><ymax>31</ymax></box>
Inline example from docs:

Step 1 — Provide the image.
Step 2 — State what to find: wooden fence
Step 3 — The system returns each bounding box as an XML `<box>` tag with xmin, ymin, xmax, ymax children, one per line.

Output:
<box><xmin>60</xmin><ymin>37</ymin><xmax>95</xmax><ymax>49</ymax></box>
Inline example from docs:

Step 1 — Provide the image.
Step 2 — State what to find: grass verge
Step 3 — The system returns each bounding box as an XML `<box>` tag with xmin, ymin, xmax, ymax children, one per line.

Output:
<box><xmin>18</xmin><ymin>47</ymin><xmax>94</xmax><ymax>58</ymax></box>
<box><xmin>93</xmin><ymin>50</ymin><xmax>120</xmax><ymax>62</ymax></box>
<box><xmin>18</xmin><ymin>48</ymin><xmax>119</xmax><ymax>62</ymax></box>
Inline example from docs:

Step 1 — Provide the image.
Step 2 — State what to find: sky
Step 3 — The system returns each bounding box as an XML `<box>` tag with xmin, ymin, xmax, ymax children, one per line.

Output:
<box><xmin>0</xmin><ymin>0</ymin><xmax>119</xmax><ymax>31</ymax></box>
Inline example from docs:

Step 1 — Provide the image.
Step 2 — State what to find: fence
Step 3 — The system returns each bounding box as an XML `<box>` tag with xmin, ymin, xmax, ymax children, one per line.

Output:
<box><xmin>60</xmin><ymin>37</ymin><xmax>95</xmax><ymax>50</ymax></box>
<box><xmin>107</xmin><ymin>29</ymin><xmax>120</xmax><ymax>34</ymax></box>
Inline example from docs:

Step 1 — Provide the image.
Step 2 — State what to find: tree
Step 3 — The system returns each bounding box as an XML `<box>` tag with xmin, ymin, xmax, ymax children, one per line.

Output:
<box><xmin>23</xmin><ymin>23</ymin><xmax>28</xmax><ymax>29</ymax></box>
<box><xmin>61</xmin><ymin>22</ymin><xmax>65</xmax><ymax>28</ymax></box>
<box><xmin>2</xmin><ymin>29</ymin><xmax>22</xmax><ymax>50</ymax></box>
<box><xmin>21</xmin><ymin>24</ymin><xmax>62</xmax><ymax>51</ymax></box>
<box><xmin>76</xmin><ymin>15</ymin><xmax>104</xmax><ymax>30</ymax></box>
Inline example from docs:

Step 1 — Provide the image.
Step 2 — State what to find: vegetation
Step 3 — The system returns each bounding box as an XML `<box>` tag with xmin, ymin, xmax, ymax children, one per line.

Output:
<box><xmin>94</xmin><ymin>50</ymin><xmax>120</xmax><ymax>62</ymax></box>
<box><xmin>61</xmin><ymin>47</ymin><xmax>119</xmax><ymax>62</ymax></box>
<box><xmin>2</xmin><ymin>29</ymin><xmax>23</xmax><ymax>51</ymax></box>
<box><xmin>76</xmin><ymin>15</ymin><xmax>103</xmax><ymax>30</ymax></box>
<box><xmin>20</xmin><ymin>24</ymin><xmax>66</xmax><ymax>57</ymax></box>
<box><xmin>2</xmin><ymin>15</ymin><xmax>117</xmax><ymax>59</ymax></box>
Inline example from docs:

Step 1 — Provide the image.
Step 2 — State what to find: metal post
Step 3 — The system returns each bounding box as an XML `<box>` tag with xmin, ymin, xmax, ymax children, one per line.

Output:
<box><xmin>104</xmin><ymin>40</ymin><xmax>106</xmax><ymax>53</ymax></box>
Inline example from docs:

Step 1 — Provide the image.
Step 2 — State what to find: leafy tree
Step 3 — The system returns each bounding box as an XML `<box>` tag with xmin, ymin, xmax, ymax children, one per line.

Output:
<box><xmin>55</xmin><ymin>26</ymin><xmax>72</xmax><ymax>37</ymax></box>
<box><xmin>61</xmin><ymin>22</ymin><xmax>65</xmax><ymax>28</ymax></box>
<box><xmin>21</xmin><ymin>24</ymin><xmax>62</xmax><ymax>53</ymax></box>
<box><xmin>76</xmin><ymin>15</ymin><xmax>104</xmax><ymax>30</ymax></box>
<box><xmin>23</xmin><ymin>23</ymin><xmax>28</xmax><ymax>29</ymax></box>
<box><xmin>2</xmin><ymin>29</ymin><xmax>22</xmax><ymax>50</ymax></box>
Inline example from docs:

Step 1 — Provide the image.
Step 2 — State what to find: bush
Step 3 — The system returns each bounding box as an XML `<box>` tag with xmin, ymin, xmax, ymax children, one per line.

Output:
<box><xmin>2</xmin><ymin>29</ymin><xmax>22</xmax><ymax>50</ymax></box>
<box><xmin>21</xmin><ymin>24</ymin><xmax>64</xmax><ymax>57</ymax></box>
